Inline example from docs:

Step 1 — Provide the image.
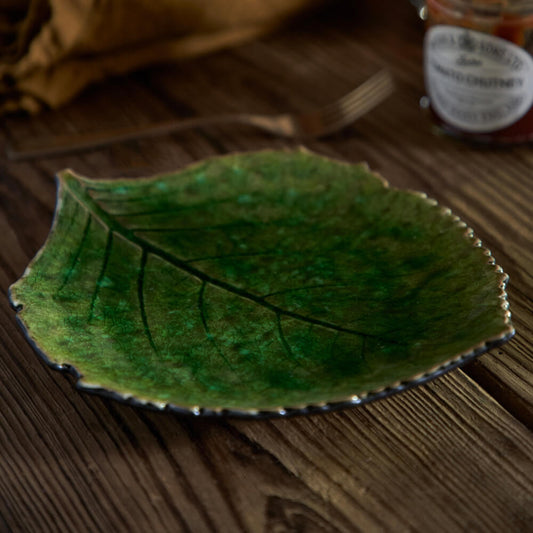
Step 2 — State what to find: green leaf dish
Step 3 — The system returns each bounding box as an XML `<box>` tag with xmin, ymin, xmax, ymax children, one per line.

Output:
<box><xmin>9</xmin><ymin>150</ymin><xmax>514</xmax><ymax>418</ymax></box>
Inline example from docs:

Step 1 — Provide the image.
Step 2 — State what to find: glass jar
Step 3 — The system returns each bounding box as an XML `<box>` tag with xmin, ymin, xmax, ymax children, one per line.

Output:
<box><xmin>423</xmin><ymin>0</ymin><xmax>533</xmax><ymax>143</ymax></box>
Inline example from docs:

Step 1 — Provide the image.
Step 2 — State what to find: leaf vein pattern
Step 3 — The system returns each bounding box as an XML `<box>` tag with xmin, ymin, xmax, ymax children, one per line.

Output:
<box><xmin>88</xmin><ymin>231</ymin><xmax>114</xmax><ymax>322</ymax></box>
<box><xmin>66</xmin><ymin>179</ymin><xmax>404</xmax><ymax>345</ymax></box>
<box><xmin>185</xmin><ymin>251</ymin><xmax>284</xmax><ymax>264</ymax></box>
<box><xmin>138</xmin><ymin>250</ymin><xmax>158</xmax><ymax>354</ymax></box>
<box><xmin>131</xmin><ymin>222</ymin><xmax>257</xmax><ymax>233</ymax></box>
<box><xmin>329</xmin><ymin>331</ymin><xmax>341</xmax><ymax>361</ymax></box>
<box><xmin>264</xmin><ymin>283</ymin><xmax>353</xmax><ymax>299</ymax></box>
<box><xmin>130</xmin><ymin>218</ymin><xmax>297</xmax><ymax>233</ymax></box>
<box><xmin>198</xmin><ymin>280</ymin><xmax>235</xmax><ymax>371</ymax></box>
<box><xmin>57</xmin><ymin>214</ymin><xmax>92</xmax><ymax>293</ymax></box>
<box><xmin>276</xmin><ymin>313</ymin><xmax>303</xmax><ymax>368</ymax></box>
<box><xmin>91</xmin><ymin>195</ymin><xmax>237</xmax><ymax>210</ymax></box>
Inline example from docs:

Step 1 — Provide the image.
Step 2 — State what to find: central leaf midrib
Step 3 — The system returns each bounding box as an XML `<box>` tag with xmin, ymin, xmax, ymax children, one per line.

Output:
<box><xmin>64</xmin><ymin>176</ymin><xmax>400</xmax><ymax>343</ymax></box>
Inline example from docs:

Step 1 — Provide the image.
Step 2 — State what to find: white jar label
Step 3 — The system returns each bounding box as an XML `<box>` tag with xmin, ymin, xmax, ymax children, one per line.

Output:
<box><xmin>424</xmin><ymin>25</ymin><xmax>533</xmax><ymax>133</ymax></box>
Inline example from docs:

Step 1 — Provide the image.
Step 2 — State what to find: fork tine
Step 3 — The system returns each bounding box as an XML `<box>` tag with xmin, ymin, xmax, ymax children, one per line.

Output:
<box><xmin>330</xmin><ymin>83</ymin><xmax>394</xmax><ymax>130</ymax></box>
<box><xmin>347</xmin><ymin>69</ymin><xmax>394</xmax><ymax>102</ymax></box>
<box><xmin>320</xmin><ymin>70</ymin><xmax>393</xmax><ymax>117</ymax></box>
<box><xmin>320</xmin><ymin>70</ymin><xmax>395</xmax><ymax>128</ymax></box>
<box><xmin>340</xmin><ymin>78</ymin><xmax>394</xmax><ymax>118</ymax></box>
<box><xmin>293</xmin><ymin>70</ymin><xmax>394</xmax><ymax>138</ymax></box>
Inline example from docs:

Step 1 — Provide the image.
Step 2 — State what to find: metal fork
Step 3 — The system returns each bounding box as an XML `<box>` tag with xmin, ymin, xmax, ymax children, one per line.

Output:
<box><xmin>5</xmin><ymin>70</ymin><xmax>394</xmax><ymax>161</ymax></box>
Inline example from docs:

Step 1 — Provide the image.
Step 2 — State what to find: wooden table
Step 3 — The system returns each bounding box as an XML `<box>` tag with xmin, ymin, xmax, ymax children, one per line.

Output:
<box><xmin>1</xmin><ymin>1</ymin><xmax>532</xmax><ymax>531</ymax></box>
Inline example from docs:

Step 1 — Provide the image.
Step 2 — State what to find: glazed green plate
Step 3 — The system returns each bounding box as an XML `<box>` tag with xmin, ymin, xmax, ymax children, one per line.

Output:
<box><xmin>9</xmin><ymin>150</ymin><xmax>514</xmax><ymax>417</ymax></box>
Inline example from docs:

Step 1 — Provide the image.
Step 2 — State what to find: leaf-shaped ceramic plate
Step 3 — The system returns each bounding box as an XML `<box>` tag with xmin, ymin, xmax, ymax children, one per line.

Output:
<box><xmin>10</xmin><ymin>150</ymin><xmax>513</xmax><ymax>417</ymax></box>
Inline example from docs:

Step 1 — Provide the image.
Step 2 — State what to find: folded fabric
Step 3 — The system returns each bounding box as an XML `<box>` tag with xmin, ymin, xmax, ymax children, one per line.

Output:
<box><xmin>0</xmin><ymin>0</ymin><xmax>323</xmax><ymax>115</ymax></box>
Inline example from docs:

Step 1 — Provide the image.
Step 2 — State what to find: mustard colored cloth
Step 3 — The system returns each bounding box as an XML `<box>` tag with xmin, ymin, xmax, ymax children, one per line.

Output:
<box><xmin>0</xmin><ymin>0</ymin><xmax>322</xmax><ymax>114</ymax></box>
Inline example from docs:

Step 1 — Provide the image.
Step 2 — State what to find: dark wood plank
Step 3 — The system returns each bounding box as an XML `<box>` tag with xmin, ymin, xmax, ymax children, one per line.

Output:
<box><xmin>0</xmin><ymin>0</ymin><xmax>531</xmax><ymax>531</ymax></box>
<box><xmin>1</xmin><ymin>300</ymin><xmax>532</xmax><ymax>532</ymax></box>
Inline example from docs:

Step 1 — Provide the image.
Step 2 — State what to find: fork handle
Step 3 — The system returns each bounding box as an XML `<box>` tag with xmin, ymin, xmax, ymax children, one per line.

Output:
<box><xmin>5</xmin><ymin>114</ymin><xmax>263</xmax><ymax>161</ymax></box>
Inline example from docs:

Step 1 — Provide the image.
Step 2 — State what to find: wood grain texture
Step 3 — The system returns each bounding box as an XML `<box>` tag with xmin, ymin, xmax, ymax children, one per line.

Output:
<box><xmin>0</xmin><ymin>0</ymin><xmax>531</xmax><ymax>531</ymax></box>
